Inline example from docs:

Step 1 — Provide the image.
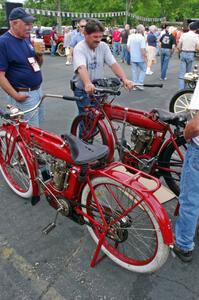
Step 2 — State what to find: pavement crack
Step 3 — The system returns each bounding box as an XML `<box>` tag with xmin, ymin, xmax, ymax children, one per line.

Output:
<box><xmin>153</xmin><ymin>274</ymin><xmax>199</xmax><ymax>298</ymax></box>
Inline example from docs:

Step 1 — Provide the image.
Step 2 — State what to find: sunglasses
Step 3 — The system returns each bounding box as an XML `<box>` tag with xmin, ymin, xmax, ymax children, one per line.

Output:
<box><xmin>80</xmin><ymin>25</ymin><xmax>86</xmax><ymax>28</ymax></box>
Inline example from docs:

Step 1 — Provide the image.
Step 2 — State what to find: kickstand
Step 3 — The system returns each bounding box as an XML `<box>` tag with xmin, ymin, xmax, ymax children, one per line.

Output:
<box><xmin>90</xmin><ymin>231</ymin><xmax>107</xmax><ymax>268</ymax></box>
<box><xmin>42</xmin><ymin>207</ymin><xmax>62</xmax><ymax>234</ymax></box>
<box><xmin>90</xmin><ymin>232</ymin><xmax>119</xmax><ymax>268</ymax></box>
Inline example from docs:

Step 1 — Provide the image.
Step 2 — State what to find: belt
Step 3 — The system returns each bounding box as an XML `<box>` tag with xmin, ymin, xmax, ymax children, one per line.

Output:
<box><xmin>181</xmin><ymin>50</ymin><xmax>195</xmax><ymax>53</ymax></box>
<box><xmin>14</xmin><ymin>85</ymin><xmax>40</xmax><ymax>92</ymax></box>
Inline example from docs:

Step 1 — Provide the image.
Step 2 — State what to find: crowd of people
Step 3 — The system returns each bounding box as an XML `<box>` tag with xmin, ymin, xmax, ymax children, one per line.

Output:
<box><xmin>1</xmin><ymin>7</ymin><xmax>199</xmax><ymax>265</ymax></box>
<box><xmin>61</xmin><ymin>21</ymin><xmax>199</xmax><ymax>91</ymax></box>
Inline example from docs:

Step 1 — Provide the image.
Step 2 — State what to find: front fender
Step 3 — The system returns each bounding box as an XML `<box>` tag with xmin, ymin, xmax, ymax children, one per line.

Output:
<box><xmin>18</xmin><ymin>141</ymin><xmax>40</xmax><ymax>198</ymax></box>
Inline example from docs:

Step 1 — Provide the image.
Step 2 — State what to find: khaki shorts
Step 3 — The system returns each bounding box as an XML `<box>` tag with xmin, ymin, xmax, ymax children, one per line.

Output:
<box><xmin>147</xmin><ymin>46</ymin><xmax>156</xmax><ymax>62</ymax></box>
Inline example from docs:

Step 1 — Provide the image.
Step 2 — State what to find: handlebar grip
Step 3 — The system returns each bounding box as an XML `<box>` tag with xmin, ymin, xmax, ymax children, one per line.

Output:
<box><xmin>62</xmin><ymin>95</ymin><xmax>82</xmax><ymax>101</ymax></box>
<box><xmin>143</xmin><ymin>84</ymin><xmax>163</xmax><ymax>88</ymax></box>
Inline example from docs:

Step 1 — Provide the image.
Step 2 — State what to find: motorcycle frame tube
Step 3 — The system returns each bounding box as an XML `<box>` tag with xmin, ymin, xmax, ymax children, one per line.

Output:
<box><xmin>103</xmin><ymin>104</ymin><xmax>167</xmax><ymax>132</ymax></box>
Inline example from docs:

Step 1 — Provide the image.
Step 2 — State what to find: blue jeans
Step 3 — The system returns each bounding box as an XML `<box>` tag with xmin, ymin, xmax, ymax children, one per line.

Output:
<box><xmin>160</xmin><ymin>48</ymin><xmax>171</xmax><ymax>79</ymax></box>
<box><xmin>113</xmin><ymin>42</ymin><xmax>121</xmax><ymax>57</ymax></box>
<box><xmin>51</xmin><ymin>43</ymin><xmax>57</xmax><ymax>56</ymax></box>
<box><xmin>178</xmin><ymin>52</ymin><xmax>195</xmax><ymax>90</ymax></box>
<box><xmin>175</xmin><ymin>141</ymin><xmax>199</xmax><ymax>251</ymax></box>
<box><xmin>121</xmin><ymin>44</ymin><xmax>130</xmax><ymax>64</ymax></box>
<box><xmin>131</xmin><ymin>62</ymin><xmax>146</xmax><ymax>84</ymax></box>
<box><xmin>8</xmin><ymin>87</ymin><xmax>44</xmax><ymax>127</ymax></box>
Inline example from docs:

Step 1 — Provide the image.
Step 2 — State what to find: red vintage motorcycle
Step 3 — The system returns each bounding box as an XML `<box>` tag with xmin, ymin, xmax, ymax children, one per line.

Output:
<box><xmin>0</xmin><ymin>94</ymin><xmax>174</xmax><ymax>273</ymax></box>
<box><xmin>71</xmin><ymin>78</ymin><xmax>188</xmax><ymax>196</ymax></box>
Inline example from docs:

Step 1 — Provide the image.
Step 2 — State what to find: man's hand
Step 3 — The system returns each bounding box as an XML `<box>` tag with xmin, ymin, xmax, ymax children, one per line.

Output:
<box><xmin>123</xmin><ymin>79</ymin><xmax>134</xmax><ymax>90</ymax></box>
<box><xmin>84</xmin><ymin>83</ymin><xmax>96</xmax><ymax>94</ymax></box>
<box><xmin>14</xmin><ymin>93</ymin><xmax>29</xmax><ymax>102</ymax></box>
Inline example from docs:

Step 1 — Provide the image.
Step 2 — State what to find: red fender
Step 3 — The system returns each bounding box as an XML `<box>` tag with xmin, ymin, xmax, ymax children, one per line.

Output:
<box><xmin>18</xmin><ymin>140</ymin><xmax>40</xmax><ymax>198</ymax></box>
<box><xmin>95</xmin><ymin>162</ymin><xmax>174</xmax><ymax>245</ymax></box>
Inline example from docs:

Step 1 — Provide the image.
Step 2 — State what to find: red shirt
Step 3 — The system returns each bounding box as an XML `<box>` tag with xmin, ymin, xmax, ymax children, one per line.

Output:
<box><xmin>112</xmin><ymin>31</ymin><xmax>121</xmax><ymax>42</ymax></box>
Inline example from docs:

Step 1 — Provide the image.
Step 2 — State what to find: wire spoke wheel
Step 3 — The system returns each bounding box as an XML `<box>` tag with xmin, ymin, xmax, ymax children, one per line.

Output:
<box><xmin>169</xmin><ymin>89</ymin><xmax>194</xmax><ymax>119</ymax></box>
<box><xmin>82</xmin><ymin>177</ymin><xmax>169</xmax><ymax>273</ymax></box>
<box><xmin>71</xmin><ymin>114</ymin><xmax>108</xmax><ymax>146</ymax></box>
<box><xmin>0</xmin><ymin>130</ymin><xmax>33</xmax><ymax>198</ymax></box>
<box><xmin>160</xmin><ymin>136</ymin><xmax>187</xmax><ymax>196</ymax></box>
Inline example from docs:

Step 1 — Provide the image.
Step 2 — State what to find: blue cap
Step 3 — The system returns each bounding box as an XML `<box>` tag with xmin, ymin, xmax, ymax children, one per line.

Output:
<box><xmin>9</xmin><ymin>7</ymin><xmax>35</xmax><ymax>23</ymax></box>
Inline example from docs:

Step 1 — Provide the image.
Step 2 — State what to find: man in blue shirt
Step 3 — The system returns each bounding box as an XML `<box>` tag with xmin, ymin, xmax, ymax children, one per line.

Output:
<box><xmin>68</xmin><ymin>19</ymin><xmax>87</xmax><ymax>63</ymax></box>
<box><xmin>0</xmin><ymin>7</ymin><xmax>44</xmax><ymax>127</ymax></box>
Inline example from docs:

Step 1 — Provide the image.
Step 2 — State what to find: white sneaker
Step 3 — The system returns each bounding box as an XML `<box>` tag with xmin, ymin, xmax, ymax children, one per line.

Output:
<box><xmin>146</xmin><ymin>70</ymin><xmax>153</xmax><ymax>75</ymax></box>
<box><xmin>136</xmin><ymin>85</ymin><xmax>144</xmax><ymax>91</ymax></box>
<box><xmin>65</xmin><ymin>61</ymin><xmax>71</xmax><ymax>65</ymax></box>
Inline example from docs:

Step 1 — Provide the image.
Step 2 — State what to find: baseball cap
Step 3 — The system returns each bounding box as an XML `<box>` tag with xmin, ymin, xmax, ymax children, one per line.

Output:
<box><xmin>189</xmin><ymin>21</ymin><xmax>199</xmax><ymax>31</ymax></box>
<box><xmin>9</xmin><ymin>7</ymin><xmax>35</xmax><ymax>23</ymax></box>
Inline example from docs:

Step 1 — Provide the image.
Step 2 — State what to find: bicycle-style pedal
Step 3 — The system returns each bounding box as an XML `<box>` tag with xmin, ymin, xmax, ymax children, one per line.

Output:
<box><xmin>42</xmin><ymin>222</ymin><xmax>56</xmax><ymax>234</ymax></box>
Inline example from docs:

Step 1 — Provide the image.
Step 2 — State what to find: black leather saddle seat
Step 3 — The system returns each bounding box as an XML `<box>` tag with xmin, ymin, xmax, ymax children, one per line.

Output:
<box><xmin>150</xmin><ymin>109</ymin><xmax>187</xmax><ymax>125</ymax></box>
<box><xmin>62</xmin><ymin>134</ymin><xmax>109</xmax><ymax>165</ymax></box>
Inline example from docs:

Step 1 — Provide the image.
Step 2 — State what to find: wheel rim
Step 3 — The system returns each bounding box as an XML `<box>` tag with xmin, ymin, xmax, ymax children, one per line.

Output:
<box><xmin>86</xmin><ymin>182</ymin><xmax>159</xmax><ymax>266</ymax></box>
<box><xmin>57</xmin><ymin>43</ymin><xmax>65</xmax><ymax>56</ymax></box>
<box><xmin>162</xmin><ymin>140</ymin><xmax>187</xmax><ymax>195</ymax></box>
<box><xmin>0</xmin><ymin>133</ymin><xmax>32</xmax><ymax>194</ymax></box>
<box><xmin>72</xmin><ymin>115</ymin><xmax>106</xmax><ymax>146</ymax></box>
<box><xmin>173</xmin><ymin>92</ymin><xmax>194</xmax><ymax>117</ymax></box>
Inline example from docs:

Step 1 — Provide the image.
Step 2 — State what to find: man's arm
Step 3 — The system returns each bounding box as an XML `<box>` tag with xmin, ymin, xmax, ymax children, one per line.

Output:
<box><xmin>35</xmin><ymin>53</ymin><xmax>44</xmax><ymax>66</ymax></box>
<box><xmin>141</xmin><ymin>48</ymin><xmax>147</xmax><ymax>64</ymax></box>
<box><xmin>0</xmin><ymin>72</ymin><xmax>28</xmax><ymax>102</ymax></box>
<box><xmin>184</xmin><ymin>111</ymin><xmax>199</xmax><ymax>141</ymax></box>
<box><xmin>77</xmin><ymin>65</ymin><xmax>95</xmax><ymax>94</ymax></box>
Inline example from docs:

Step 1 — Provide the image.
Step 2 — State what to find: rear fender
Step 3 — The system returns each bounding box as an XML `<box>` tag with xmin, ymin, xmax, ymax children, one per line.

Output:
<box><xmin>94</xmin><ymin>162</ymin><xmax>174</xmax><ymax>245</ymax></box>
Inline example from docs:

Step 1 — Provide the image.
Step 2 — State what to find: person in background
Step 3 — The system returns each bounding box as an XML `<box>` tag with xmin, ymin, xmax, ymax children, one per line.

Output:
<box><xmin>159</xmin><ymin>26</ymin><xmax>176</xmax><ymax>80</ymax></box>
<box><xmin>178</xmin><ymin>22</ymin><xmax>199</xmax><ymax>90</ymax></box>
<box><xmin>68</xmin><ymin>19</ymin><xmax>87</xmax><ymax>63</ymax></box>
<box><xmin>120</xmin><ymin>24</ymin><xmax>130</xmax><ymax>64</ymax></box>
<box><xmin>0</xmin><ymin>7</ymin><xmax>44</xmax><ymax>127</ymax></box>
<box><xmin>146</xmin><ymin>25</ymin><xmax>157</xmax><ymax>75</ymax></box>
<box><xmin>72</xmin><ymin>19</ymin><xmax>133</xmax><ymax>136</ymax></box>
<box><xmin>35</xmin><ymin>25</ymin><xmax>42</xmax><ymax>38</ymax></box>
<box><xmin>50</xmin><ymin>26</ymin><xmax>58</xmax><ymax>56</ymax></box>
<box><xmin>112</xmin><ymin>27</ymin><xmax>121</xmax><ymax>57</ymax></box>
<box><xmin>63</xmin><ymin>27</ymin><xmax>72</xmax><ymax>65</ymax></box>
<box><xmin>127</xmin><ymin>24</ymin><xmax>147</xmax><ymax>90</ymax></box>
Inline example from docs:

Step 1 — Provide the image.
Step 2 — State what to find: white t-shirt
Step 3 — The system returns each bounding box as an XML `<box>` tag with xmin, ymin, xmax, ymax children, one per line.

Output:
<box><xmin>179</xmin><ymin>31</ymin><xmax>199</xmax><ymax>52</ymax></box>
<box><xmin>189</xmin><ymin>80</ymin><xmax>199</xmax><ymax>146</ymax></box>
<box><xmin>127</xmin><ymin>33</ymin><xmax>146</xmax><ymax>62</ymax></box>
<box><xmin>73</xmin><ymin>40</ymin><xmax>116</xmax><ymax>89</ymax></box>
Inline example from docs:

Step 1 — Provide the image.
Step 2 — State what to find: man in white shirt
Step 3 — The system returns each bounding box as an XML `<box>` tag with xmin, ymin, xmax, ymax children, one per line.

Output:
<box><xmin>127</xmin><ymin>24</ymin><xmax>147</xmax><ymax>90</ymax></box>
<box><xmin>178</xmin><ymin>21</ymin><xmax>199</xmax><ymax>90</ymax></box>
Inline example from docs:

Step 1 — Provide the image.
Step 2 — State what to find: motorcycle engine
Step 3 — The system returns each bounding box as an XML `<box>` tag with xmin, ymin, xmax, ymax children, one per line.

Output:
<box><xmin>130</xmin><ymin>127</ymin><xmax>154</xmax><ymax>154</ymax></box>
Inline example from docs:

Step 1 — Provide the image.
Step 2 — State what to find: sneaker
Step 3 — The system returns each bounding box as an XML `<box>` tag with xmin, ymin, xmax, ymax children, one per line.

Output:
<box><xmin>136</xmin><ymin>85</ymin><xmax>144</xmax><ymax>91</ymax></box>
<box><xmin>173</xmin><ymin>244</ymin><xmax>193</xmax><ymax>262</ymax></box>
<box><xmin>164</xmin><ymin>77</ymin><xmax>167</xmax><ymax>80</ymax></box>
<box><xmin>65</xmin><ymin>61</ymin><xmax>71</xmax><ymax>65</ymax></box>
<box><xmin>146</xmin><ymin>70</ymin><xmax>153</xmax><ymax>75</ymax></box>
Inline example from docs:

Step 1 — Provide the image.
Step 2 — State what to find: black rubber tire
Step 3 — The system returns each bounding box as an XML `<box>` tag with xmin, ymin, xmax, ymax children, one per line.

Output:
<box><xmin>169</xmin><ymin>89</ymin><xmax>194</xmax><ymax>114</ymax></box>
<box><xmin>160</xmin><ymin>136</ymin><xmax>187</xmax><ymax>196</ymax></box>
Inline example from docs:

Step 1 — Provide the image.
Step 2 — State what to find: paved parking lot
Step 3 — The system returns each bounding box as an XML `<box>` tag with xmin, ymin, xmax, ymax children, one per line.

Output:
<box><xmin>0</xmin><ymin>53</ymin><xmax>199</xmax><ymax>300</ymax></box>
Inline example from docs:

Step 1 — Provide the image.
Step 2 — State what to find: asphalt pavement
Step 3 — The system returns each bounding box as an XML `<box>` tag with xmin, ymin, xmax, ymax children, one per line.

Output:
<box><xmin>0</xmin><ymin>53</ymin><xmax>199</xmax><ymax>300</ymax></box>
